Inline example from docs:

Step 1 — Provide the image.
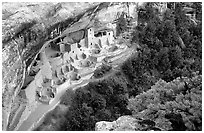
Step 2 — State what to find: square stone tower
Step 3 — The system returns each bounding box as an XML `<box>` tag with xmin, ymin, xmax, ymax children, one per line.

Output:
<box><xmin>86</xmin><ymin>28</ymin><xmax>95</xmax><ymax>48</ymax></box>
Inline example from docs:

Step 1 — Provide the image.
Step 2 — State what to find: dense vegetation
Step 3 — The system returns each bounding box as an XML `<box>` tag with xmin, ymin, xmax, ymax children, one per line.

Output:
<box><xmin>128</xmin><ymin>75</ymin><xmax>202</xmax><ymax>130</ymax></box>
<box><xmin>125</xmin><ymin>2</ymin><xmax>202</xmax><ymax>131</ymax></box>
<box><xmin>122</xmin><ymin>2</ymin><xmax>202</xmax><ymax>96</ymax></box>
<box><xmin>60</xmin><ymin>72</ymin><xmax>131</xmax><ymax>130</ymax></box>
<box><xmin>36</xmin><ymin>2</ymin><xmax>202</xmax><ymax>131</ymax></box>
<box><xmin>92</xmin><ymin>64</ymin><xmax>112</xmax><ymax>79</ymax></box>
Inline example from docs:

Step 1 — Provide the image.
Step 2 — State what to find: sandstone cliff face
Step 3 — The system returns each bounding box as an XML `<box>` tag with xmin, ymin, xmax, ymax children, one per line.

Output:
<box><xmin>2</xmin><ymin>2</ymin><xmax>138</xmax><ymax>130</ymax></box>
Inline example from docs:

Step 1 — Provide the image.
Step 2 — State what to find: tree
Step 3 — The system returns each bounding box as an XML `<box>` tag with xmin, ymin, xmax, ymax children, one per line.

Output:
<box><xmin>128</xmin><ymin>74</ymin><xmax>202</xmax><ymax>131</ymax></box>
<box><xmin>116</xmin><ymin>12</ymin><xmax>128</xmax><ymax>36</ymax></box>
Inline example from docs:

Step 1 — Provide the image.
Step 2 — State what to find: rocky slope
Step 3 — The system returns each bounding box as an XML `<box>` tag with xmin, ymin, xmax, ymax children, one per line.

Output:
<box><xmin>2</xmin><ymin>2</ymin><xmax>138</xmax><ymax>130</ymax></box>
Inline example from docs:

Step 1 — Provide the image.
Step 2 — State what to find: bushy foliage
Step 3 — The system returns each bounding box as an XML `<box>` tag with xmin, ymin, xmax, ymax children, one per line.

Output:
<box><xmin>93</xmin><ymin>64</ymin><xmax>112</xmax><ymax>78</ymax></box>
<box><xmin>60</xmin><ymin>89</ymin><xmax>75</xmax><ymax>105</ymax></box>
<box><xmin>128</xmin><ymin>75</ymin><xmax>202</xmax><ymax>131</ymax></box>
<box><xmin>116</xmin><ymin>12</ymin><xmax>128</xmax><ymax>36</ymax></box>
<box><xmin>60</xmin><ymin>72</ymin><xmax>131</xmax><ymax>131</ymax></box>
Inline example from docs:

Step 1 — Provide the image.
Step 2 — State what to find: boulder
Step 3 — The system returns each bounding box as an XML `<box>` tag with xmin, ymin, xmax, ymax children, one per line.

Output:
<box><xmin>95</xmin><ymin>116</ymin><xmax>140</xmax><ymax>131</ymax></box>
<box><xmin>95</xmin><ymin>121</ymin><xmax>117</xmax><ymax>131</ymax></box>
<box><xmin>114</xmin><ymin>116</ymin><xmax>140</xmax><ymax>131</ymax></box>
<box><xmin>95</xmin><ymin>115</ymin><xmax>162</xmax><ymax>131</ymax></box>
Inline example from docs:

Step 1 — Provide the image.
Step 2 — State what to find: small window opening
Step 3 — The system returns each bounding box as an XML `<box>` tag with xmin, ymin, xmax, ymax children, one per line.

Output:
<box><xmin>94</xmin><ymin>32</ymin><xmax>102</xmax><ymax>37</ymax></box>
